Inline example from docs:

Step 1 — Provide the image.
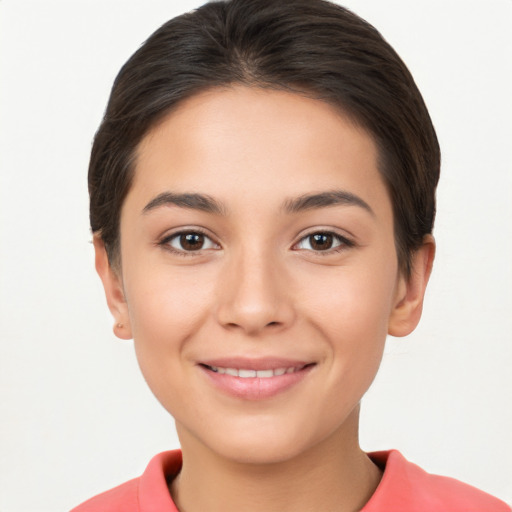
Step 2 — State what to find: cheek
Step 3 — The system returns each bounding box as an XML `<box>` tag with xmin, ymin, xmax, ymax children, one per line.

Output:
<box><xmin>123</xmin><ymin>264</ymin><xmax>215</xmax><ymax>354</ymax></box>
<box><xmin>300</xmin><ymin>259</ymin><xmax>398</xmax><ymax>385</ymax></box>
<box><xmin>123</xmin><ymin>268</ymin><xmax>216</xmax><ymax>412</ymax></box>
<box><xmin>302</xmin><ymin>263</ymin><xmax>397</xmax><ymax>337</ymax></box>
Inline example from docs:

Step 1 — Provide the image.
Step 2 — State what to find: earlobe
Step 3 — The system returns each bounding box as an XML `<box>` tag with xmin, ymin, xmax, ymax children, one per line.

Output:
<box><xmin>388</xmin><ymin>235</ymin><xmax>435</xmax><ymax>337</ymax></box>
<box><xmin>93</xmin><ymin>235</ymin><xmax>133</xmax><ymax>340</ymax></box>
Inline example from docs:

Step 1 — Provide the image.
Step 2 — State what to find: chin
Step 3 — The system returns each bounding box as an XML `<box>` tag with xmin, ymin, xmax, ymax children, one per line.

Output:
<box><xmin>185</xmin><ymin>414</ymin><xmax>336</xmax><ymax>466</ymax></box>
<box><xmin>214</xmin><ymin>434</ymin><xmax>309</xmax><ymax>465</ymax></box>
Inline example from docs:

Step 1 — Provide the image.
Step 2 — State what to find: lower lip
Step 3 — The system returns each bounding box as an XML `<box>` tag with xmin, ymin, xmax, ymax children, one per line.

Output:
<box><xmin>200</xmin><ymin>365</ymin><xmax>314</xmax><ymax>400</ymax></box>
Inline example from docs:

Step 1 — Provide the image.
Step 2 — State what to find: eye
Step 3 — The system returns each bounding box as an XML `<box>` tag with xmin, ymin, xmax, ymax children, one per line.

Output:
<box><xmin>295</xmin><ymin>232</ymin><xmax>352</xmax><ymax>252</ymax></box>
<box><xmin>164</xmin><ymin>231</ymin><xmax>219</xmax><ymax>253</ymax></box>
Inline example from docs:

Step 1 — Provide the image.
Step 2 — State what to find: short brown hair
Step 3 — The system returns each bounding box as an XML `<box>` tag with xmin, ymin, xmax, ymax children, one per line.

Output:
<box><xmin>89</xmin><ymin>0</ymin><xmax>440</xmax><ymax>276</ymax></box>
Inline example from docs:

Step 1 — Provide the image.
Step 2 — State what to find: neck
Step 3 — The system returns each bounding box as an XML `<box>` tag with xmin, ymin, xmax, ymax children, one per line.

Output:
<box><xmin>170</xmin><ymin>408</ymin><xmax>382</xmax><ymax>512</ymax></box>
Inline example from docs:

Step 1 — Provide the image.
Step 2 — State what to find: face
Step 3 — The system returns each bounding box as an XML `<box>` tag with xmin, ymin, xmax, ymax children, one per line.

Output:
<box><xmin>96</xmin><ymin>86</ymin><xmax>432</xmax><ymax>464</ymax></box>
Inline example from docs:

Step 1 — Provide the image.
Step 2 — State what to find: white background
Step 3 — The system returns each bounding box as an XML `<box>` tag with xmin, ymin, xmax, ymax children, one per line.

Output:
<box><xmin>0</xmin><ymin>1</ymin><xmax>511</xmax><ymax>510</ymax></box>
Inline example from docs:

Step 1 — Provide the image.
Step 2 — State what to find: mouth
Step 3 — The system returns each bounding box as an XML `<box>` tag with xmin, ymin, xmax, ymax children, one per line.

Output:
<box><xmin>198</xmin><ymin>359</ymin><xmax>316</xmax><ymax>400</ymax></box>
<box><xmin>201</xmin><ymin>363</ymin><xmax>311</xmax><ymax>378</ymax></box>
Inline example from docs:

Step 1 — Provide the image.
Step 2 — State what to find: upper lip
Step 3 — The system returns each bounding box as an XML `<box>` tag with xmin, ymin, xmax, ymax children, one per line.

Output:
<box><xmin>199</xmin><ymin>357</ymin><xmax>314</xmax><ymax>371</ymax></box>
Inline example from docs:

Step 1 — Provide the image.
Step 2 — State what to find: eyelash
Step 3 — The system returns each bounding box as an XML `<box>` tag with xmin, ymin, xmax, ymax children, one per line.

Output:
<box><xmin>158</xmin><ymin>229</ymin><xmax>355</xmax><ymax>256</ymax></box>
<box><xmin>294</xmin><ymin>231</ymin><xmax>355</xmax><ymax>255</ymax></box>
<box><xmin>159</xmin><ymin>228</ymin><xmax>218</xmax><ymax>257</ymax></box>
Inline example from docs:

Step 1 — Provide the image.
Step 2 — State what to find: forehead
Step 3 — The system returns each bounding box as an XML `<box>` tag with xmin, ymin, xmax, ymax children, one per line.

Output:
<box><xmin>128</xmin><ymin>86</ymin><xmax>390</xmax><ymax>219</ymax></box>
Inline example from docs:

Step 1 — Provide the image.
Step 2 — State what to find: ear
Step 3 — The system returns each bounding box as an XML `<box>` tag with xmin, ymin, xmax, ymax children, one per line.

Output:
<box><xmin>93</xmin><ymin>235</ymin><xmax>132</xmax><ymax>340</ymax></box>
<box><xmin>388</xmin><ymin>235</ymin><xmax>435</xmax><ymax>337</ymax></box>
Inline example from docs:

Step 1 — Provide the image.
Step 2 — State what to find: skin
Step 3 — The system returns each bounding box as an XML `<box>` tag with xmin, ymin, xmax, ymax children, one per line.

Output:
<box><xmin>95</xmin><ymin>86</ymin><xmax>434</xmax><ymax>512</ymax></box>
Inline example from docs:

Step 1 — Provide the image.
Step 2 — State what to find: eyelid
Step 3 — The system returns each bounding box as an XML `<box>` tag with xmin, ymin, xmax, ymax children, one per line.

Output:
<box><xmin>157</xmin><ymin>226</ymin><xmax>354</xmax><ymax>255</ymax></box>
<box><xmin>292</xmin><ymin>229</ymin><xmax>355</xmax><ymax>253</ymax></box>
<box><xmin>158</xmin><ymin>227</ymin><xmax>221</xmax><ymax>255</ymax></box>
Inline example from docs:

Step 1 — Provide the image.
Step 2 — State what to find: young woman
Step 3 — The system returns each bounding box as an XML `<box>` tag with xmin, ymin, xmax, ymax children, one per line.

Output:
<box><xmin>71</xmin><ymin>0</ymin><xmax>510</xmax><ymax>510</ymax></box>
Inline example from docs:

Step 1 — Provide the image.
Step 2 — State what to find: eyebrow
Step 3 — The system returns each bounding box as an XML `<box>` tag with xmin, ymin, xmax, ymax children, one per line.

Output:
<box><xmin>142</xmin><ymin>189</ymin><xmax>374</xmax><ymax>217</ymax></box>
<box><xmin>282</xmin><ymin>190</ymin><xmax>374</xmax><ymax>216</ymax></box>
<box><xmin>142</xmin><ymin>192</ymin><xmax>226</xmax><ymax>215</ymax></box>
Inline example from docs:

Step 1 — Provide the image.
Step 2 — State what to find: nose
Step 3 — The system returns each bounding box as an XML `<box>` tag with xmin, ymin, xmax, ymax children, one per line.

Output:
<box><xmin>215</xmin><ymin>247</ymin><xmax>296</xmax><ymax>336</ymax></box>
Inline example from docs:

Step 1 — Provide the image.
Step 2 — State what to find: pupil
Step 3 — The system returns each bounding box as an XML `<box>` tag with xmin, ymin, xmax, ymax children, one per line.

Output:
<box><xmin>311</xmin><ymin>233</ymin><xmax>333</xmax><ymax>250</ymax></box>
<box><xmin>181</xmin><ymin>233</ymin><xmax>204</xmax><ymax>250</ymax></box>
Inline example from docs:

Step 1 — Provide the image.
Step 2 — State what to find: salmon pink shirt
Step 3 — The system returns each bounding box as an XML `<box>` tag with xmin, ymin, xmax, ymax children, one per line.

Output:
<box><xmin>71</xmin><ymin>450</ymin><xmax>511</xmax><ymax>511</ymax></box>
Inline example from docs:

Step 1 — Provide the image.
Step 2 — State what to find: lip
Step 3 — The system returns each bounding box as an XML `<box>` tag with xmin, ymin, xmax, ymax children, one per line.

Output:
<box><xmin>198</xmin><ymin>357</ymin><xmax>316</xmax><ymax>400</ymax></box>
<box><xmin>200</xmin><ymin>357</ymin><xmax>312</xmax><ymax>371</ymax></box>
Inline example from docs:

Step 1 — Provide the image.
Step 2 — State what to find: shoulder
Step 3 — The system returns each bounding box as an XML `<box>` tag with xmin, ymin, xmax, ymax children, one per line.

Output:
<box><xmin>363</xmin><ymin>450</ymin><xmax>511</xmax><ymax>512</ymax></box>
<box><xmin>70</xmin><ymin>451</ymin><xmax>182</xmax><ymax>512</ymax></box>
<box><xmin>70</xmin><ymin>478</ymin><xmax>139</xmax><ymax>512</ymax></box>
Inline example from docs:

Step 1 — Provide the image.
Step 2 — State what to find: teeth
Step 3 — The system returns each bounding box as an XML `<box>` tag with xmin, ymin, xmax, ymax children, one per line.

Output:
<box><xmin>208</xmin><ymin>365</ymin><xmax>301</xmax><ymax>378</ymax></box>
<box><xmin>256</xmin><ymin>369</ymin><xmax>273</xmax><ymax>378</ymax></box>
<box><xmin>239</xmin><ymin>369</ymin><xmax>256</xmax><ymax>378</ymax></box>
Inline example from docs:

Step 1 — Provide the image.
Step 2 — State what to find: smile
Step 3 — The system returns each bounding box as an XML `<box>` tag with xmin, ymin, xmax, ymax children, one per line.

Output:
<box><xmin>199</xmin><ymin>361</ymin><xmax>315</xmax><ymax>400</ymax></box>
<box><xmin>205</xmin><ymin>365</ymin><xmax>306</xmax><ymax>378</ymax></box>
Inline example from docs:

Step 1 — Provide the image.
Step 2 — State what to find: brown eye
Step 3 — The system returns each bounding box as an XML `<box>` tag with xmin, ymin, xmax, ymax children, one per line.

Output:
<box><xmin>309</xmin><ymin>233</ymin><xmax>333</xmax><ymax>250</ymax></box>
<box><xmin>180</xmin><ymin>233</ymin><xmax>205</xmax><ymax>250</ymax></box>
<box><xmin>165</xmin><ymin>231</ymin><xmax>218</xmax><ymax>253</ymax></box>
<box><xmin>295</xmin><ymin>231</ymin><xmax>352</xmax><ymax>253</ymax></box>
